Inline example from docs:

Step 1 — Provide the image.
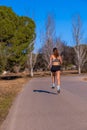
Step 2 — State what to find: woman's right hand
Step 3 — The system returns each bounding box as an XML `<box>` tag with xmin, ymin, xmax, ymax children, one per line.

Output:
<box><xmin>48</xmin><ymin>64</ymin><xmax>51</xmax><ymax>69</ymax></box>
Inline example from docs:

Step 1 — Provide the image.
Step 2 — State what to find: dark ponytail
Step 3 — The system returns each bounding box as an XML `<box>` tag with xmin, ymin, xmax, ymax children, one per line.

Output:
<box><xmin>53</xmin><ymin>47</ymin><xmax>59</xmax><ymax>58</ymax></box>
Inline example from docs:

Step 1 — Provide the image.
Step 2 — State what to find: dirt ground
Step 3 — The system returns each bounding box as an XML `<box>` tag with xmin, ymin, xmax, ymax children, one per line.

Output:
<box><xmin>0</xmin><ymin>76</ymin><xmax>30</xmax><ymax>125</ymax></box>
<box><xmin>84</xmin><ymin>78</ymin><xmax>87</xmax><ymax>81</ymax></box>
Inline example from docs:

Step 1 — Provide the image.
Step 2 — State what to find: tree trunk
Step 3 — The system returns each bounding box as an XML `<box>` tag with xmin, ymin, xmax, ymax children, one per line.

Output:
<box><xmin>30</xmin><ymin>68</ymin><xmax>33</xmax><ymax>77</ymax></box>
<box><xmin>78</xmin><ymin>65</ymin><xmax>81</xmax><ymax>74</ymax></box>
<box><xmin>30</xmin><ymin>51</ymin><xmax>33</xmax><ymax>77</ymax></box>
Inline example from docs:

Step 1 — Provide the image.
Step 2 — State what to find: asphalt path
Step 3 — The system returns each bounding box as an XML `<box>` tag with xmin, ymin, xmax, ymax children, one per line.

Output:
<box><xmin>1</xmin><ymin>75</ymin><xmax>87</xmax><ymax>130</ymax></box>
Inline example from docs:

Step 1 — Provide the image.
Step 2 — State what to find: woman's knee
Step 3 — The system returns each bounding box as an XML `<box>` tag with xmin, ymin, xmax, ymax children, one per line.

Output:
<box><xmin>57</xmin><ymin>76</ymin><xmax>60</xmax><ymax>80</ymax></box>
<box><xmin>56</xmin><ymin>73</ymin><xmax>60</xmax><ymax>80</ymax></box>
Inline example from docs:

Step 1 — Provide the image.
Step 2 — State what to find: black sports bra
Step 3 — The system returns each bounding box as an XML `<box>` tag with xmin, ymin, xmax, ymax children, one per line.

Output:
<box><xmin>52</xmin><ymin>58</ymin><xmax>60</xmax><ymax>63</ymax></box>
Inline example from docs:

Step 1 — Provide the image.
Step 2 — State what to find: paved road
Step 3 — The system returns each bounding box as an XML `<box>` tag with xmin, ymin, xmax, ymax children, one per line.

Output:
<box><xmin>1</xmin><ymin>76</ymin><xmax>87</xmax><ymax>130</ymax></box>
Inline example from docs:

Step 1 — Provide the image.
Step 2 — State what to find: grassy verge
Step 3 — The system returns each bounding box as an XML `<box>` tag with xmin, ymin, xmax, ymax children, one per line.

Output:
<box><xmin>83</xmin><ymin>78</ymin><xmax>87</xmax><ymax>81</ymax></box>
<box><xmin>34</xmin><ymin>70</ymin><xmax>78</xmax><ymax>77</ymax></box>
<box><xmin>0</xmin><ymin>77</ymin><xmax>29</xmax><ymax>126</ymax></box>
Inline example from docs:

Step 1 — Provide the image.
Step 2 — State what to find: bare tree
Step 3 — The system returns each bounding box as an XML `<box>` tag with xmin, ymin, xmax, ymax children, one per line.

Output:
<box><xmin>42</xmin><ymin>39</ymin><xmax>54</xmax><ymax>65</ymax></box>
<box><xmin>74</xmin><ymin>44</ymin><xmax>87</xmax><ymax>72</ymax></box>
<box><xmin>24</xmin><ymin>8</ymin><xmax>37</xmax><ymax>76</ymax></box>
<box><xmin>55</xmin><ymin>37</ymin><xmax>65</xmax><ymax>55</ymax></box>
<box><xmin>27</xmin><ymin>52</ymin><xmax>38</xmax><ymax>77</ymax></box>
<box><xmin>26</xmin><ymin>40</ymin><xmax>38</xmax><ymax>77</ymax></box>
<box><xmin>72</xmin><ymin>15</ymin><xmax>87</xmax><ymax>74</ymax></box>
<box><xmin>42</xmin><ymin>14</ymin><xmax>56</xmax><ymax>65</ymax></box>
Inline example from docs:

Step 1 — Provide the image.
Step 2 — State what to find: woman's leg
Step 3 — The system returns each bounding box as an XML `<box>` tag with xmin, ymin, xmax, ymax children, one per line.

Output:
<box><xmin>51</xmin><ymin>72</ymin><xmax>56</xmax><ymax>88</ymax></box>
<box><xmin>56</xmin><ymin>71</ymin><xmax>60</xmax><ymax>86</ymax></box>
<box><xmin>56</xmin><ymin>71</ymin><xmax>61</xmax><ymax>92</ymax></box>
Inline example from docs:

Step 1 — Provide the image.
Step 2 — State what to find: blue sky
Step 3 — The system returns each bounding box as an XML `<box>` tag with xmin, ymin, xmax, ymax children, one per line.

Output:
<box><xmin>0</xmin><ymin>0</ymin><xmax>87</xmax><ymax>51</ymax></box>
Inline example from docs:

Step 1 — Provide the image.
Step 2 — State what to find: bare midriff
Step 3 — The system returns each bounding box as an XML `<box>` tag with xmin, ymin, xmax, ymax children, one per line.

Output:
<box><xmin>52</xmin><ymin>62</ymin><xmax>60</xmax><ymax>66</ymax></box>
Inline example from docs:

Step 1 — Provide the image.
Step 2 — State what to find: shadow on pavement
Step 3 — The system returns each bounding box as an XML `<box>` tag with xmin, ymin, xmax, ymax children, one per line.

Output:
<box><xmin>33</xmin><ymin>89</ymin><xmax>57</xmax><ymax>95</ymax></box>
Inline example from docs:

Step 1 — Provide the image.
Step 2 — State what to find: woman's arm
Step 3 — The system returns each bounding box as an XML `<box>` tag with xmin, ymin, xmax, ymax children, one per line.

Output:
<box><xmin>59</xmin><ymin>56</ymin><xmax>63</xmax><ymax>64</ymax></box>
<box><xmin>48</xmin><ymin>55</ymin><xmax>52</xmax><ymax>68</ymax></box>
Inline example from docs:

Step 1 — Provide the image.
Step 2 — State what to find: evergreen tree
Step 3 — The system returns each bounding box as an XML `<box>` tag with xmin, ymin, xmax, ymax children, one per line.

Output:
<box><xmin>0</xmin><ymin>6</ymin><xmax>36</xmax><ymax>72</ymax></box>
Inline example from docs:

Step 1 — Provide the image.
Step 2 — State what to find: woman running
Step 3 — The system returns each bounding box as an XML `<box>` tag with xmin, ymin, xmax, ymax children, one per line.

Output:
<box><xmin>49</xmin><ymin>47</ymin><xmax>62</xmax><ymax>93</ymax></box>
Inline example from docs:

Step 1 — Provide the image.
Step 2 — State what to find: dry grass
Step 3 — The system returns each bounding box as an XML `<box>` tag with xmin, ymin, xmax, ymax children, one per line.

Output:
<box><xmin>0</xmin><ymin>76</ymin><xmax>30</xmax><ymax>125</ymax></box>
<box><xmin>83</xmin><ymin>78</ymin><xmax>87</xmax><ymax>81</ymax></box>
<box><xmin>34</xmin><ymin>71</ymin><xmax>51</xmax><ymax>77</ymax></box>
<box><xmin>34</xmin><ymin>70</ymin><xmax>78</xmax><ymax>77</ymax></box>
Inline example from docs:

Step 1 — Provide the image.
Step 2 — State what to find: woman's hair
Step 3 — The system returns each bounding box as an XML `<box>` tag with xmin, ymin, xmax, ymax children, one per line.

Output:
<box><xmin>53</xmin><ymin>47</ymin><xmax>59</xmax><ymax>58</ymax></box>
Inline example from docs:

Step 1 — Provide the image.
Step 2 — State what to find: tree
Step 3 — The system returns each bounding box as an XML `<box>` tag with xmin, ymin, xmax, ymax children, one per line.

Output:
<box><xmin>8</xmin><ymin>16</ymin><xmax>36</xmax><ymax>69</ymax></box>
<box><xmin>0</xmin><ymin>6</ymin><xmax>19</xmax><ymax>72</ymax></box>
<box><xmin>41</xmin><ymin>14</ymin><xmax>56</xmax><ymax>65</ymax></box>
<box><xmin>55</xmin><ymin>37</ymin><xmax>66</xmax><ymax>55</ymax></box>
<box><xmin>0</xmin><ymin>6</ymin><xmax>36</xmax><ymax>72</ymax></box>
<box><xmin>0</xmin><ymin>42</ymin><xmax>8</xmax><ymax>72</ymax></box>
<box><xmin>34</xmin><ymin>53</ymin><xmax>47</xmax><ymax>71</ymax></box>
<box><xmin>62</xmin><ymin>44</ymin><xmax>75</xmax><ymax>68</ymax></box>
<box><xmin>72</xmin><ymin>15</ymin><xmax>87</xmax><ymax>74</ymax></box>
<box><xmin>26</xmin><ymin>40</ymin><xmax>38</xmax><ymax>77</ymax></box>
<box><xmin>55</xmin><ymin>39</ymin><xmax>75</xmax><ymax>69</ymax></box>
<box><xmin>0</xmin><ymin>6</ymin><xmax>18</xmax><ymax>42</ymax></box>
<box><xmin>75</xmin><ymin>44</ymin><xmax>87</xmax><ymax>72</ymax></box>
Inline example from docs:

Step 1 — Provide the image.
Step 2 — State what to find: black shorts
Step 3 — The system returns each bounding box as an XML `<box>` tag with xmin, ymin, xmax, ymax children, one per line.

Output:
<box><xmin>51</xmin><ymin>65</ymin><xmax>61</xmax><ymax>72</ymax></box>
